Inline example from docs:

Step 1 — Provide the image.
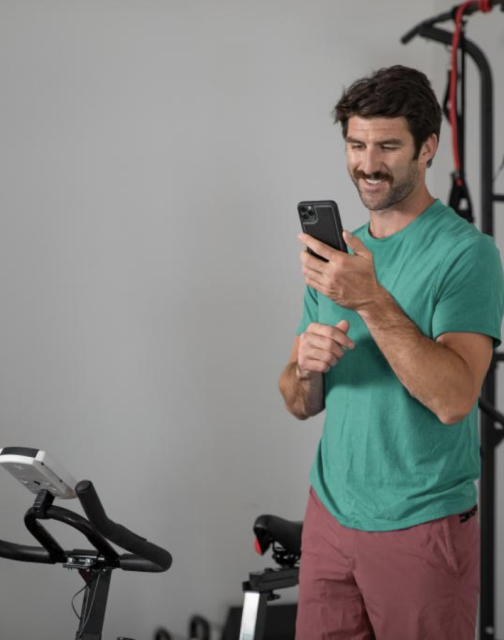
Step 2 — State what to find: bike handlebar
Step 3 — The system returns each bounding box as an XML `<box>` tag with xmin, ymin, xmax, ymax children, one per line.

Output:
<box><xmin>0</xmin><ymin>480</ymin><xmax>172</xmax><ymax>573</ymax></box>
<box><xmin>76</xmin><ymin>480</ymin><xmax>172</xmax><ymax>572</ymax></box>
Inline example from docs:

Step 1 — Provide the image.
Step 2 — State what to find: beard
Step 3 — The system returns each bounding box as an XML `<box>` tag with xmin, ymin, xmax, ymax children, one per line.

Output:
<box><xmin>349</xmin><ymin>161</ymin><xmax>420</xmax><ymax>212</ymax></box>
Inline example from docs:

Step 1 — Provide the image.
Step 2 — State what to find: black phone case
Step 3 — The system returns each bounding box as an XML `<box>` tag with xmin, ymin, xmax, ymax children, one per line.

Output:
<box><xmin>298</xmin><ymin>200</ymin><xmax>347</xmax><ymax>261</ymax></box>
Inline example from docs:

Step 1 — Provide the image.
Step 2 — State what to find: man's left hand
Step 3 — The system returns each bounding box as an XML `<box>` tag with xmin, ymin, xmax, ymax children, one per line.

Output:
<box><xmin>298</xmin><ymin>230</ymin><xmax>383</xmax><ymax>313</ymax></box>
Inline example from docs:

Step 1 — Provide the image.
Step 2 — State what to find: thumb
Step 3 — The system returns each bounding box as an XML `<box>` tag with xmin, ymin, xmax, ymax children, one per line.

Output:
<box><xmin>335</xmin><ymin>318</ymin><xmax>350</xmax><ymax>333</ymax></box>
<box><xmin>343</xmin><ymin>230</ymin><xmax>370</xmax><ymax>257</ymax></box>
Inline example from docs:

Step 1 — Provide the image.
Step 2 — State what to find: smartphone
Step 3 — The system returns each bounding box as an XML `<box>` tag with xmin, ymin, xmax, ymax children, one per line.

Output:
<box><xmin>298</xmin><ymin>200</ymin><xmax>347</xmax><ymax>261</ymax></box>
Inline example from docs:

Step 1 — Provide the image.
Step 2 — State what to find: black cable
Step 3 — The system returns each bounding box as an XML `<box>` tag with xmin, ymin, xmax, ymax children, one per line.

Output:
<box><xmin>69</xmin><ymin>572</ymin><xmax>101</xmax><ymax>634</ymax></box>
<box><xmin>76</xmin><ymin>572</ymin><xmax>102</xmax><ymax>640</ymax></box>
<box><xmin>71</xmin><ymin>581</ymin><xmax>90</xmax><ymax>621</ymax></box>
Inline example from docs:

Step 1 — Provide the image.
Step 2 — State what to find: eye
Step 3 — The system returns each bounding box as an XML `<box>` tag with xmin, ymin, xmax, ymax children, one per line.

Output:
<box><xmin>382</xmin><ymin>145</ymin><xmax>399</xmax><ymax>151</ymax></box>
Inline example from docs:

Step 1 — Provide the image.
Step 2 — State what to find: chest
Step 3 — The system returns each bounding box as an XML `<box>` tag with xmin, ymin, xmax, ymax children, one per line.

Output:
<box><xmin>317</xmin><ymin>242</ymin><xmax>442</xmax><ymax>343</ymax></box>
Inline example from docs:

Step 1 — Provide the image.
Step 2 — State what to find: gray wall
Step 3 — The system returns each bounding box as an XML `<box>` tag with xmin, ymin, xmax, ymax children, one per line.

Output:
<box><xmin>0</xmin><ymin>1</ymin><xmax>501</xmax><ymax>639</ymax></box>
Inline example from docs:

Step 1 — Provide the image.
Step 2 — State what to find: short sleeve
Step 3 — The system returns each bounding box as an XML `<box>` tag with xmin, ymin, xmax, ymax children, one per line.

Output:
<box><xmin>296</xmin><ymin>285</ymin><xmax>319</xmax><ymax>335</ymax></box>
<box><xmin>432</xmin><ymin>234</ymin><xmax>504</xmax><ymax>348</ymax></box>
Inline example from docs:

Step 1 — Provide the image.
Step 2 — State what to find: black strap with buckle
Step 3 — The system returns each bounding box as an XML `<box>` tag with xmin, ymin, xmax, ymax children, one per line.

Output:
<box><xmin>459</xmin><ymin>505</ymin><xmax>478</xmax><ymax>523</ymax></box>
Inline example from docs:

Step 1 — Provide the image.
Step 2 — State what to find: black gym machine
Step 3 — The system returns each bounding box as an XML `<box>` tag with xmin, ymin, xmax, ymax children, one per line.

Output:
<box><xmin>403</xmin><ymin>3</ymin><xmax>504</xmax><ymax>639</ymax></box>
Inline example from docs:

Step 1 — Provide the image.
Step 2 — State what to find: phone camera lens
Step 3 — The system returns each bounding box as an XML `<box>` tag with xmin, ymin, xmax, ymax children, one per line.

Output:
<box><xmin>300</xmin><ymin>205</ymin><xmax>313</xmax><ymax>221</ymax></box>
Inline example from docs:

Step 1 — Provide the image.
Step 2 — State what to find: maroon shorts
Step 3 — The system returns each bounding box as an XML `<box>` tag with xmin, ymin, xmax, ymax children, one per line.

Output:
<box><xmin>296</xmin><ymin>487</ymin><xmax>480</xmax><ymax>640</ymax></box>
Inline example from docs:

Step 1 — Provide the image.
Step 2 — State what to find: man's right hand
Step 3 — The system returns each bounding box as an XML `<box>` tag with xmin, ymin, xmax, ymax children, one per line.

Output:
<box><xmin>297</xmin><ymin>320</ymin><xmax>354</xmax><ymax>378</ymax></box>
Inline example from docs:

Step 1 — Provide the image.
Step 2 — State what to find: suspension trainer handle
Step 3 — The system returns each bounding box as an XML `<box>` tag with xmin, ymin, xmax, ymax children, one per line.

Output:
<box><xmin>76</xmin><ymin>480</ymin><xmax>172</xmax><ymax>572</ymax></box>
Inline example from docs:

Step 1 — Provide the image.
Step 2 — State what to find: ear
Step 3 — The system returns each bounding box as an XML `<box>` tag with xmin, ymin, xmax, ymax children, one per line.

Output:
<box><xmin>421</xmin><ymin>133</ymin><xmax>438</xmax><ymax>167</ymax></box>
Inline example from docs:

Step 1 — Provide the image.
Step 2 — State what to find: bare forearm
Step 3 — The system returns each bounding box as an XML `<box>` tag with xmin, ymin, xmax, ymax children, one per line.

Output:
<box><xmin>359</xmin><ymin>288</ymin><xmax>474</xmax><ymax>424</ymax></box>
<box><xmin>278</xmin><ymin>362</ymin><xmax>324</xmax><ymax>420</ymax></box>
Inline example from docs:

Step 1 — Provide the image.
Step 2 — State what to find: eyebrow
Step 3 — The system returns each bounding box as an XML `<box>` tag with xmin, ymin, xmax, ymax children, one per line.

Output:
<box><xmin>345</xmin><ymin>136</ymin><xmax>404</xmax><ymax>146</ymax></box>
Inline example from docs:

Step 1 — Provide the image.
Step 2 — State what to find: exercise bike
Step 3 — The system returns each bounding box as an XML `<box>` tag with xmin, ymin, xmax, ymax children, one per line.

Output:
<box><xmin>0</xmin><ymin>446</ymin><xmax>172</xmax><ymax>640</ymax></box>
<box><xmin>238</xmin><ymin>514</ymin><xmax>302</xmax><ymax>640</ymax></box>
<box><xmin>153</xmin><ymin>515</ymin><xmax>302</xmax><ymax>640</ymax></box>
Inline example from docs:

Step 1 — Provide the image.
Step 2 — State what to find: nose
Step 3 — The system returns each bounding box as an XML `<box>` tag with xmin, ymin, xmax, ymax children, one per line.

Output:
<box><xmin>361</xmin><ymin>148</ymin><xmax>382</xmax><ymax>177</ymax></box>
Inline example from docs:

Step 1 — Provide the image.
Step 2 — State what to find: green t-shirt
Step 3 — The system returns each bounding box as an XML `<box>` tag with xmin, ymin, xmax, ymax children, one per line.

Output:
<box><xmin>296</xmin><ymin>199</ymin><xmax>504</xmax><ymax>531</ymax></box>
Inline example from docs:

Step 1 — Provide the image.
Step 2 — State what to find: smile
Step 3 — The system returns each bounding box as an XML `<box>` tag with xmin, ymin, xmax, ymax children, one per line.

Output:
<box><xmin>361</xmin><ymin>178</ymin><xmax>388</xmax><ymax>189</ymax></box>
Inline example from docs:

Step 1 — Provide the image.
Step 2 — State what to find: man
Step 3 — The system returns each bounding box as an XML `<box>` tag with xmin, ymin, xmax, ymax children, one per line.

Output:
<box><xmin>278</xmin><ymin>65</ymin><xmax>504</xmax><ymax>640</ymax></box>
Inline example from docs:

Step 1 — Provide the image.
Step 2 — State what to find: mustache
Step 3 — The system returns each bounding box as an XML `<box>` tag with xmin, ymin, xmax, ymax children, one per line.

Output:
<box><xmin>355</xmin><ymin>171</ymin><xmax>392</xmax><ymax>182</ymax></box>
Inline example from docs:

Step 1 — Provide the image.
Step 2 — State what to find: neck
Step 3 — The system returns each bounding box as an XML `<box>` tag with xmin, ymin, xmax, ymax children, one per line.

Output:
<box><xmin>368</xmin><ymin>185</ymin><xmax>436</xmax><ymax>239</ymax></box>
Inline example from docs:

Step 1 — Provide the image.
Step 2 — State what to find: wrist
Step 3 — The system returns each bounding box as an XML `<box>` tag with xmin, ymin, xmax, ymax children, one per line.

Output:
<box><xmin>295</xmin><ymin>363</ymin><xmax>318</xmax><ymax>381</ymax></box>
<box><xmin>357</xmin><ymin>285</ymin><xmax>393</xmax><ymax>324</ymax></box>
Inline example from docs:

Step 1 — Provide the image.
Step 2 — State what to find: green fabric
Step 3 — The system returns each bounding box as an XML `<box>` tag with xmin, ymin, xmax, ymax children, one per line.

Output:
<box><xmin>296</xmin><ymin>199</ymin><xmax>504</xmax><ymax>531</ymax></box>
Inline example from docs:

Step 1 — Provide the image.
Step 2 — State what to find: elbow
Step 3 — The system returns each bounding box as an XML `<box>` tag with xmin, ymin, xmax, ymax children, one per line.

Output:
<box><xmin>282</xmin><ymin>396</ymin><xmax>311</xmax><ymax>421</ymax></box>
<box><xmin>290</xmin><ymin>403</ymin><xmax>325</xmax><ymax>420</ymax></box>
<box><xmin>437</xmin><ymin>400</ymin><xmax>476</xmax><ymax>425</ymax></box>
<box><xmin>290</xmin><ymin>407</ymin><xmax>311</xmax><ymax>421</ymax></box>
<box><xmin>438</xmin><ymin>412</ymin><xmax>465</xmax><ymax>426</ymax></box>
<box><xmin>432</xmin><ymin>379</ymin><xmax>479</xmax><ymax>425</ymax></box>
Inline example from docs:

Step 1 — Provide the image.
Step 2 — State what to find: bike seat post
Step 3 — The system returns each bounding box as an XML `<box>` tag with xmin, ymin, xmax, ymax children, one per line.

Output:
<box><xmin>238</xmin><ymin>590</ymin><xmax>269</xmax><ymax>640</ymax></box>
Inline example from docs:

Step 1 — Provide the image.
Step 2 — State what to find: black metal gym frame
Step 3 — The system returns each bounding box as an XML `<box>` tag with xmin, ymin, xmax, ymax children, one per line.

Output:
<box><xmin>402</xmin><ymin>3</ymin><xmax>504</xmax><ymax>639</ymax></box>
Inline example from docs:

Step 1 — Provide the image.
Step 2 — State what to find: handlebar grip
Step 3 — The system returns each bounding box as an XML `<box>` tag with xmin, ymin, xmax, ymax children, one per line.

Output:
<box><xmin>75</xmin><ymin>480</ymin><xmax>172</xmax><ymax>573</ymax></box>
<box><xmin>0</xmin><ymin>540</ymin><xmax>54</xmax><ymax>564</ymax></box>
<box><xmin>118</xmin><ymin>554</ymin><xmax>170</xmax><ymax>572</ymax></box>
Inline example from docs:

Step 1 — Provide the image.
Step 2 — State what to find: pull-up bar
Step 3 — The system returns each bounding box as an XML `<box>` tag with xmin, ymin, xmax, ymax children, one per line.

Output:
<box><xmin>402</xmin><ymin>0</ymin><xmax>504</xmax><ymax>45</ymax></box>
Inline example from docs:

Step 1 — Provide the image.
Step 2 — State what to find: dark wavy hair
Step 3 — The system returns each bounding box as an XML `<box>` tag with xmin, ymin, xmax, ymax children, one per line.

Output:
<box><xmin>334</xmin><ymin>65</ymin><xmax>442</xmax><ymax>168</ymax></box>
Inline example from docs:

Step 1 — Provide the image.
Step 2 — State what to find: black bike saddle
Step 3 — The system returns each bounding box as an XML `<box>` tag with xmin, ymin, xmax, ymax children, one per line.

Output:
<box><xmin>253</xmin><ymin>515</ymin><xmax>303</xmax><ymax>566</ymax></box>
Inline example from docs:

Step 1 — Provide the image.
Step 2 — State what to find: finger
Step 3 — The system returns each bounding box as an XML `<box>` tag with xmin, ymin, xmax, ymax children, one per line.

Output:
<box><xmin>305</xmin><ymin>323</ymin><xmax>355</xmax><ymax>350</ymax></box>
<box><xmin>302</xmin><ymin>333</ymin><xmax>346</xmax><ymax>359</ymax></box>
<box><xmin>298</xmin><ymin>233</ymin><xmax>339</xmax><ymax>262</ymax></box>
<box><xmin>299</xmin><ymin>350</ymin><xmax>339</xmax><ymax>372</ymax></box>
<box><xmin>300</xmin><ymin>250</ymin><xmax>325</xmax><ymax>275</ymax></box>
<box><xmin>332</xmin><ymin>330</ymin><xmax>355</xmax><ymax>350</ymax></box>
<box><xmin>303</xmin><ymin>264</ymin><xmax>325</xmax><ymax>283</ymax></box>
<box><xmin>304</xmin><ymin>275</ymin><xmax>325</xmax><ymax>293</ymax></box>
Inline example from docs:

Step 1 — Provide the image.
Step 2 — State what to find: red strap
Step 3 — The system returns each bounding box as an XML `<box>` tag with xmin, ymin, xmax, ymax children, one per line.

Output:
<box><xmin>449</xmin><ymin>2</ymin><xmax>475</xmax><ymax>183</ymax></box>
<box><xmin>450</xmin><ymin>0</ymin><xmax>494</xmax><ymax>184</ymax></box>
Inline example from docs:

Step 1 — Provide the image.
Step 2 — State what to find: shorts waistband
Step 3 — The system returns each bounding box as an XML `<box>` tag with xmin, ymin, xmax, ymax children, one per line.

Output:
<box><xmin>459</xmin><ymin>504</ymin><xmax>477</xmax><ymax>523</ymax></box>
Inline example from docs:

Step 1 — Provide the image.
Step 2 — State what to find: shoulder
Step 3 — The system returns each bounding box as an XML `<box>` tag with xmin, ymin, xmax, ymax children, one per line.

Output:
<box><xmin>433</xmin><ymin>208</ymin><xmax>503</xmax><ymax>295</ymax></box>
<box><xmin>427</xmin><ymin>200</ymin><xmax>499</xmax><ymax>261</ymax></box>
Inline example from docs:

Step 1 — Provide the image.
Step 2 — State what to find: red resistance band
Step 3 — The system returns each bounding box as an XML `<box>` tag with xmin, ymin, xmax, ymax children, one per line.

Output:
<box><xmin>450</xmin><ymin>0</ymin><xmax>493</xmax><ymax>186</ymax></box>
